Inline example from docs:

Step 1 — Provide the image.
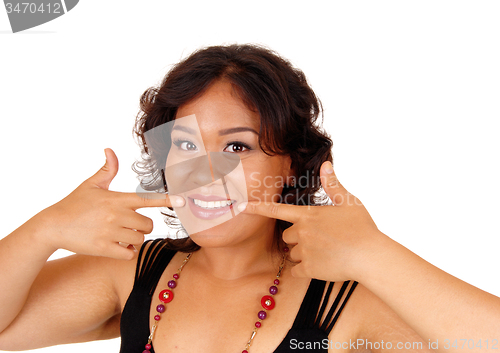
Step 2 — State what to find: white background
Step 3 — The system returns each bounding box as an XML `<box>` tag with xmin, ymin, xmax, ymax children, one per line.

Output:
<box><xmin>1</xmin><ymin>1</ymin><xmax>499</xmax><ymax>352</ymax></box>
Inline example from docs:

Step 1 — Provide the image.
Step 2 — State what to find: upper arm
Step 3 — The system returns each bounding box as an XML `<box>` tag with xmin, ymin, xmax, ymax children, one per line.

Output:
<box><xmin>351</xmin><ymin>284</ymin><xmax>431</xmax><ymax>353</ymax></box>
<box><xmin>0</xmin><ymin>252</ymin><xmax>137</xmax><ymax>350</ymax></box>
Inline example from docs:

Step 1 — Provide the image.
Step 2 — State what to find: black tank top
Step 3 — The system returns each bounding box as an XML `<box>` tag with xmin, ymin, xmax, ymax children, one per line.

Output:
<box><xmin>120</xmin><ymin>239</ymin><xmax>358</xmax><ymax>353</ymax></box>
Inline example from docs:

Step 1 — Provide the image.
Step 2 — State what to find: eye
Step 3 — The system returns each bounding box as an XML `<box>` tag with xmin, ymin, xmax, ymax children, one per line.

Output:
<box><xmin>224</xmin><ymin>141</ymin><xmax>251</xmax><ymax>153</ymax></box>
<box><xmin>173</xmin><ymin>139</ymin><xmax>198</xmax><ymax>151</ymax></box>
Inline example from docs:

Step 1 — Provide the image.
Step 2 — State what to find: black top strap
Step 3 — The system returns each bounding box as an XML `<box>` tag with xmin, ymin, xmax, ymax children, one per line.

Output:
<box><xmin>134</xmin><ymin>238</ymin><xmax>177</xmax><ymax>295</ymax></box>
<box><xmin>315</xmin><ymin>282</ymin><xmax>334</xmax><ymax>328</ymax></box>
<box><xmin>291</xmin><ymin>279</ymin><xmax>326</xmax><ymax>329</ymax></box>
<box><xmin>291</xmin><ymin>279</ymin><xmax>358</xmax><ymax>334</ymax></box>
<box><xmin>120</xmin><ymin>239</ymin><xmax>177</xmax><ymax>353</ymax></box>
<box><xmin>324</xmin><ymin>281</ymin><xmax>358</xmax><ymax>334</ymax></box>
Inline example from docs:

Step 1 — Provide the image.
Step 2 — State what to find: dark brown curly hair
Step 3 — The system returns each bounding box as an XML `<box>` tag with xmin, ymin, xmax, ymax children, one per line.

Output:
<box><xmin>133</xmin><ymin>43</ymin><xmax>333</xmax><ymax>252</ymax></box>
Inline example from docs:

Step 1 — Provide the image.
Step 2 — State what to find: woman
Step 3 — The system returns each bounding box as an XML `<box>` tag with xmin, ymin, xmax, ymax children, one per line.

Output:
<box><xmin>0</xmin><ymin>44</ymin><xmax>497</xmax><ymax>353</ymax></box>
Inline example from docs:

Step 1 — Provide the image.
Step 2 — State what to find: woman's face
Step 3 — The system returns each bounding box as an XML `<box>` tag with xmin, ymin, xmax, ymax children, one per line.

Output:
<box><xmin>165</xmin><ymin>79</ymin><xmax>291</xmax><ymax>248</ymax></box>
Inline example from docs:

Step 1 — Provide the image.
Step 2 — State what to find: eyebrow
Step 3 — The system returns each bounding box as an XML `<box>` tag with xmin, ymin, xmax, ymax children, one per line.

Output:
<box><xmin>218</xmin><ymin>127</ymin><xmax>259</xmax><ymax>136</ymax></box>
<box><xmin>172</xmin><ymin>125</ymin><xmax>259</xmax><ymax>136</ymax></box>
<box><xmin>171</xmin><ymin>125</ymin><xmax>197</xmax><ymax>134</ymax></box>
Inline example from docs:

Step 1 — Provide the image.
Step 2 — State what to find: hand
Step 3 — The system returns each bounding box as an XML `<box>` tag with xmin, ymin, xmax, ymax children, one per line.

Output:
<box><xmin>239</xmin><ymin>161</ymin><xmax>385</xmax><ymax>282</ymax></box>
<box><xmin>35</xmin><ymin>148</ymin><xmax>185</xmax><ymax>260</ymax></box>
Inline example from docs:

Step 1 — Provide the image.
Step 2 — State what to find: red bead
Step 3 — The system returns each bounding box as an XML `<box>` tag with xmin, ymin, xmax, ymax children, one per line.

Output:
<box><xmin>283</xmin><ymin>246</ymin><xmax>289</xmax><ymax>252</ymax></box>
<box><xmin>142</xmin><ymin>350</ymin><xmax>150</xmax><ymax>353</ymax></box>
<box><xmin>145</xmin><ymin>344</ymin><xmax>152</xmax><ymax>350</ymax></box>
<box><xmin>159</xmin><ymin>289</ymin><xmax>174</xmax><ymax>303</ymax></box>
<box><xmin>173</xmin><ymin>273</ymin><xmax>180</xmax><ymax>279</ymax></box>
<box><xmin>255</xmin><ymin>321</ymin><xmax>262</xmax><ymax>328</ymax></box>
<box><xmin>261</xmin><ymin>295</ymin><xmax>275</xmax><ymax>310</ymax></box>
<box><xmin>156</xmin><ymin>304</ymin><xmax>166</xmax><ymax>313</ymax></box>
<box><xmin>274</xmin><ymin>279</ymin><xmax>280</xmax><ymax>285</ymax></box>
<box><xmin>154</xmin><ymin>315</ymin><xmax>161</xmax><ymax>321</ymax></box>
<box><xmin>242</xmin><ymin>350</ymin><xmax>248</xmax><ymax>353</ymax></box>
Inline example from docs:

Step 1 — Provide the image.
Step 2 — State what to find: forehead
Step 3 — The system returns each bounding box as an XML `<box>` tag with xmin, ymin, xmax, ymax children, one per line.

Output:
<box><xmin>175</xmin><ymin>80</ymin><xmax>260</xmax><ymax>131</ymax></box>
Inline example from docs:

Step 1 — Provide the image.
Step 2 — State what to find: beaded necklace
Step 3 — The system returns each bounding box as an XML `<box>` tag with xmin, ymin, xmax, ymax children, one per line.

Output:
<box><xmin>142</xmin><ymin>247</ymin><xmax>289</xmax><ymax>353</ymax></box>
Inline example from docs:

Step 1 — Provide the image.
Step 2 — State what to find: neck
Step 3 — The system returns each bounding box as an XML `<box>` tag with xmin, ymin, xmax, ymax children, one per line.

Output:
<box><xmin>190</xmin><ymin>233</ymin><xmax>282</xmax><ymax>281</ymax></box>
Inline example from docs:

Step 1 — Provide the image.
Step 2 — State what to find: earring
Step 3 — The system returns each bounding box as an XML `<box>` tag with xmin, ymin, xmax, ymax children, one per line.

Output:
<box><xmin>288</xmin><ymin>178</ymin><xmax>296</xmax><ymax>188</ymax></box>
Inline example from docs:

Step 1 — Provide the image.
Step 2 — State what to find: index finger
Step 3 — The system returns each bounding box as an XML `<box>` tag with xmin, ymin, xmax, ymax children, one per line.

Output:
<box><xmin>121</xmin><ymin>192</ymin><xmax>185</xmax><ymax>209</ymax></box>
<box><xmin>238</xmin><ymin>201</ymin><xmax>301</xmax><ymax>223</ymax></box>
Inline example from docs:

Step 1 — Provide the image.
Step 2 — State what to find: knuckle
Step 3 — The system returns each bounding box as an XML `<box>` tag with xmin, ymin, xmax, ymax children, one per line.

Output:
<box><xmin>282</xmin><ymin>230</ymin><xmax>291</xmax><ymax>243</ymax></box>
<box><xmin>104</xmin><ymin>213</ymin><xmax>117</xmax><ymax>224</ymax></box>
<box><xmin>140</xmin><ymin>195</ymin><xmax>150</xmax><ymax>208</ymax></box>
<box><xmin>134</xmin><ymin>232</ymin><xmax>145</xmax><ymax>244</ymax></box>
<box><xmin>328</xmin><ymin>176</ymin><xmax>340</xmax><ymax>188</ymax></box>
<box><xmin>94</xmin><ymin>239</ymin><xmax>107</xmax><ymax>254</ymax></box>
<box><xmin>123</xmin><ymin>250</ymin><xmax>135</xmax><ymax>261</ymax></box>
<box><xmin>99</xmin><ymin>195</ymin><xmax>114</xmax><ymax>208</ymax></box>
<box><xmin>302</xmin><ymin>211</ymin><xmax>314</xmax><ymax>223</ymax></box>
<box><xmin>245</xmin><ymin>202</ymin><xmax>256</xmax><ymax>213</ymax></box>
<box><xmin>269</xmin><ymin>204</ymin><xmax>280</xmax><ymax>217</ymax></box>
<box><xmin>296</xmin><ymin>228</ymin><xmax>306</xmax><ymax>238</ymax></box>
<box><xmin>289</xmin><ymin>246</ymin><xmax>298</xmax><ymax>261</ymax></box>
<box><xmin>299</xmin><ymin>261</ymin><xmax>310</xmax><ymax>277</ymax></box>
<box><xmin>145</xmin><ymin>218</ymin><xmax>154</xmax><ymax>234</ymax></box>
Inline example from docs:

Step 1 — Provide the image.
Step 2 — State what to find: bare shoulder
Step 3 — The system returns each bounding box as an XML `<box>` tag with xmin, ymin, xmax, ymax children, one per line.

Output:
<box><xmin>329</xmin><ymin>283</ymin><xmax>430</xmax><ymax>353</ymax></box>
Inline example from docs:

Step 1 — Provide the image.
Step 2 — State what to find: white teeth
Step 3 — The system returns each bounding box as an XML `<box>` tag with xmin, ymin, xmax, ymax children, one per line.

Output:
<box><xmin>192</xmin><ymin>198</ymin><xmax>233</xmax><ymax>209</ymax></box>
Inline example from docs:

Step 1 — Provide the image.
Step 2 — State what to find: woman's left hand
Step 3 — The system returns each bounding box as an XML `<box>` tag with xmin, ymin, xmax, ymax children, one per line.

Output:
<box><xmin>239</xmin><ymin>161</ymin><xmax>387</xmax><ymax>282</ymax></box>
<box><xmin>241</xmin><ymin>161</ymin><xmax>500</xmax><ymax>350</ymax></box>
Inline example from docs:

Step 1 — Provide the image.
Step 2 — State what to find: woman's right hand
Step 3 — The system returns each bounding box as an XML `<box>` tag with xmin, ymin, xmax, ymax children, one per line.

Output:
<box><xmin>34</xmin><ymin>148</ymin><xmax>184</xmax><ymax>260</ymax></box>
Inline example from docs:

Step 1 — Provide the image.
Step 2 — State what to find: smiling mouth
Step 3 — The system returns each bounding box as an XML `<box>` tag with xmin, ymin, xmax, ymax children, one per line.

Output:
<box><xmin>190</xmin><ymin>198</ymin><xmax>235</xmax><ymax>209</ymax></box>
<box><xmin>186</xmin><ymin>196</ymin><xmax>237</xmax><ymax>220</ymax></box>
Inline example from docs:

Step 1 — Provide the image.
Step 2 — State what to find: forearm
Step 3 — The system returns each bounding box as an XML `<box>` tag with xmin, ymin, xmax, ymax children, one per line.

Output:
<box><xmin>358</xmin><ymin>233</ymin><xmax>500</xmax><ymax>353</ymax></box>
<box><xmin>0</xmin><ymin>212</ymin><xmax>57</xmax><ymax>333</ymax></box>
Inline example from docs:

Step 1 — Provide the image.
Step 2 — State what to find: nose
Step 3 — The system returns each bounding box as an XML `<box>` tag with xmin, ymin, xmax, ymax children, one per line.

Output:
<box><xmin>209</xmin><ymin>152</ymin><xmax>240</xmax><ymax>181</ymax></box>
<box><xmin>164</xmin><ymin>152</ymin><xmax>240</xmax><ymax>194</ymax></box>
<box><xmin>165</xmin><ymin>155</ymin><xmax>212</xmax><ymax>194</ymax></box>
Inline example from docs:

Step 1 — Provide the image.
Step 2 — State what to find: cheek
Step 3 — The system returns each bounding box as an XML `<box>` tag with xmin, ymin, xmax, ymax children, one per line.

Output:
<box><xmin>165</xmin><ymin>151</ymin><xmax>178</xmax><ymax>167</ymax></box>
<box><xmin>243</xmin><ymin>163</ymin><xmax>286</xmax><ymax>202</ymax></box>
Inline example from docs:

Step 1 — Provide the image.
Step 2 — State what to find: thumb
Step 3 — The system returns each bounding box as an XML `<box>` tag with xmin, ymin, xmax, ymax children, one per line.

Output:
<box><xmin>88</xmin><ymin>148</ymin><xmax>119</xmax><ymax>190</ymax></box>
<box><xmin>320</xmin><ymin>161</ymin><xmax>348</xmax><ymax>206</ymax></box>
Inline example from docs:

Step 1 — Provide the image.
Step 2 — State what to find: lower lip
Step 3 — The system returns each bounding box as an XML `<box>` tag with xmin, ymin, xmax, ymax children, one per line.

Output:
<box><xmin>187</xmin><ymin>198</ymin><xmax>235</xmax><ymax>220</ymax></box>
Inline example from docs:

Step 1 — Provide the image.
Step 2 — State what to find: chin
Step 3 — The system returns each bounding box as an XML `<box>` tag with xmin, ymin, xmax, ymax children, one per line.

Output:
<box><xmin>187</xmin><ymin>220</ymin><xmax>241</xmax><ymax>248</ymax></box>
<box><xmin>174</xmin><ymin>201</ymin><xmax>274</xmax><ymax>248</ymax></box>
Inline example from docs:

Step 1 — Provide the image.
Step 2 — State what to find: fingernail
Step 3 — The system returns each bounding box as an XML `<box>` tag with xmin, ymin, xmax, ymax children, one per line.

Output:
<box><xmin>171</xmin><ymin>196</ymin><xmax>185</xmax><ymax>207</ymax></box>
<box><xmin>325</xmin><ymin>161</ymin><xmax>334</xmax><ymax>174</ymax></box>
<box><xmin>237</xmin><ymin>202</ymin><xmax>248</xmax><ymax>212</ymax></box>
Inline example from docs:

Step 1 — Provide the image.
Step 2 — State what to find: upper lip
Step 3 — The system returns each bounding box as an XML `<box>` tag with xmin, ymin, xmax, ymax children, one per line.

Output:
<box><xmin>188</xmin><ymin>193</ymin><xmax>234</xmax><ymax>202</ymax></box>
